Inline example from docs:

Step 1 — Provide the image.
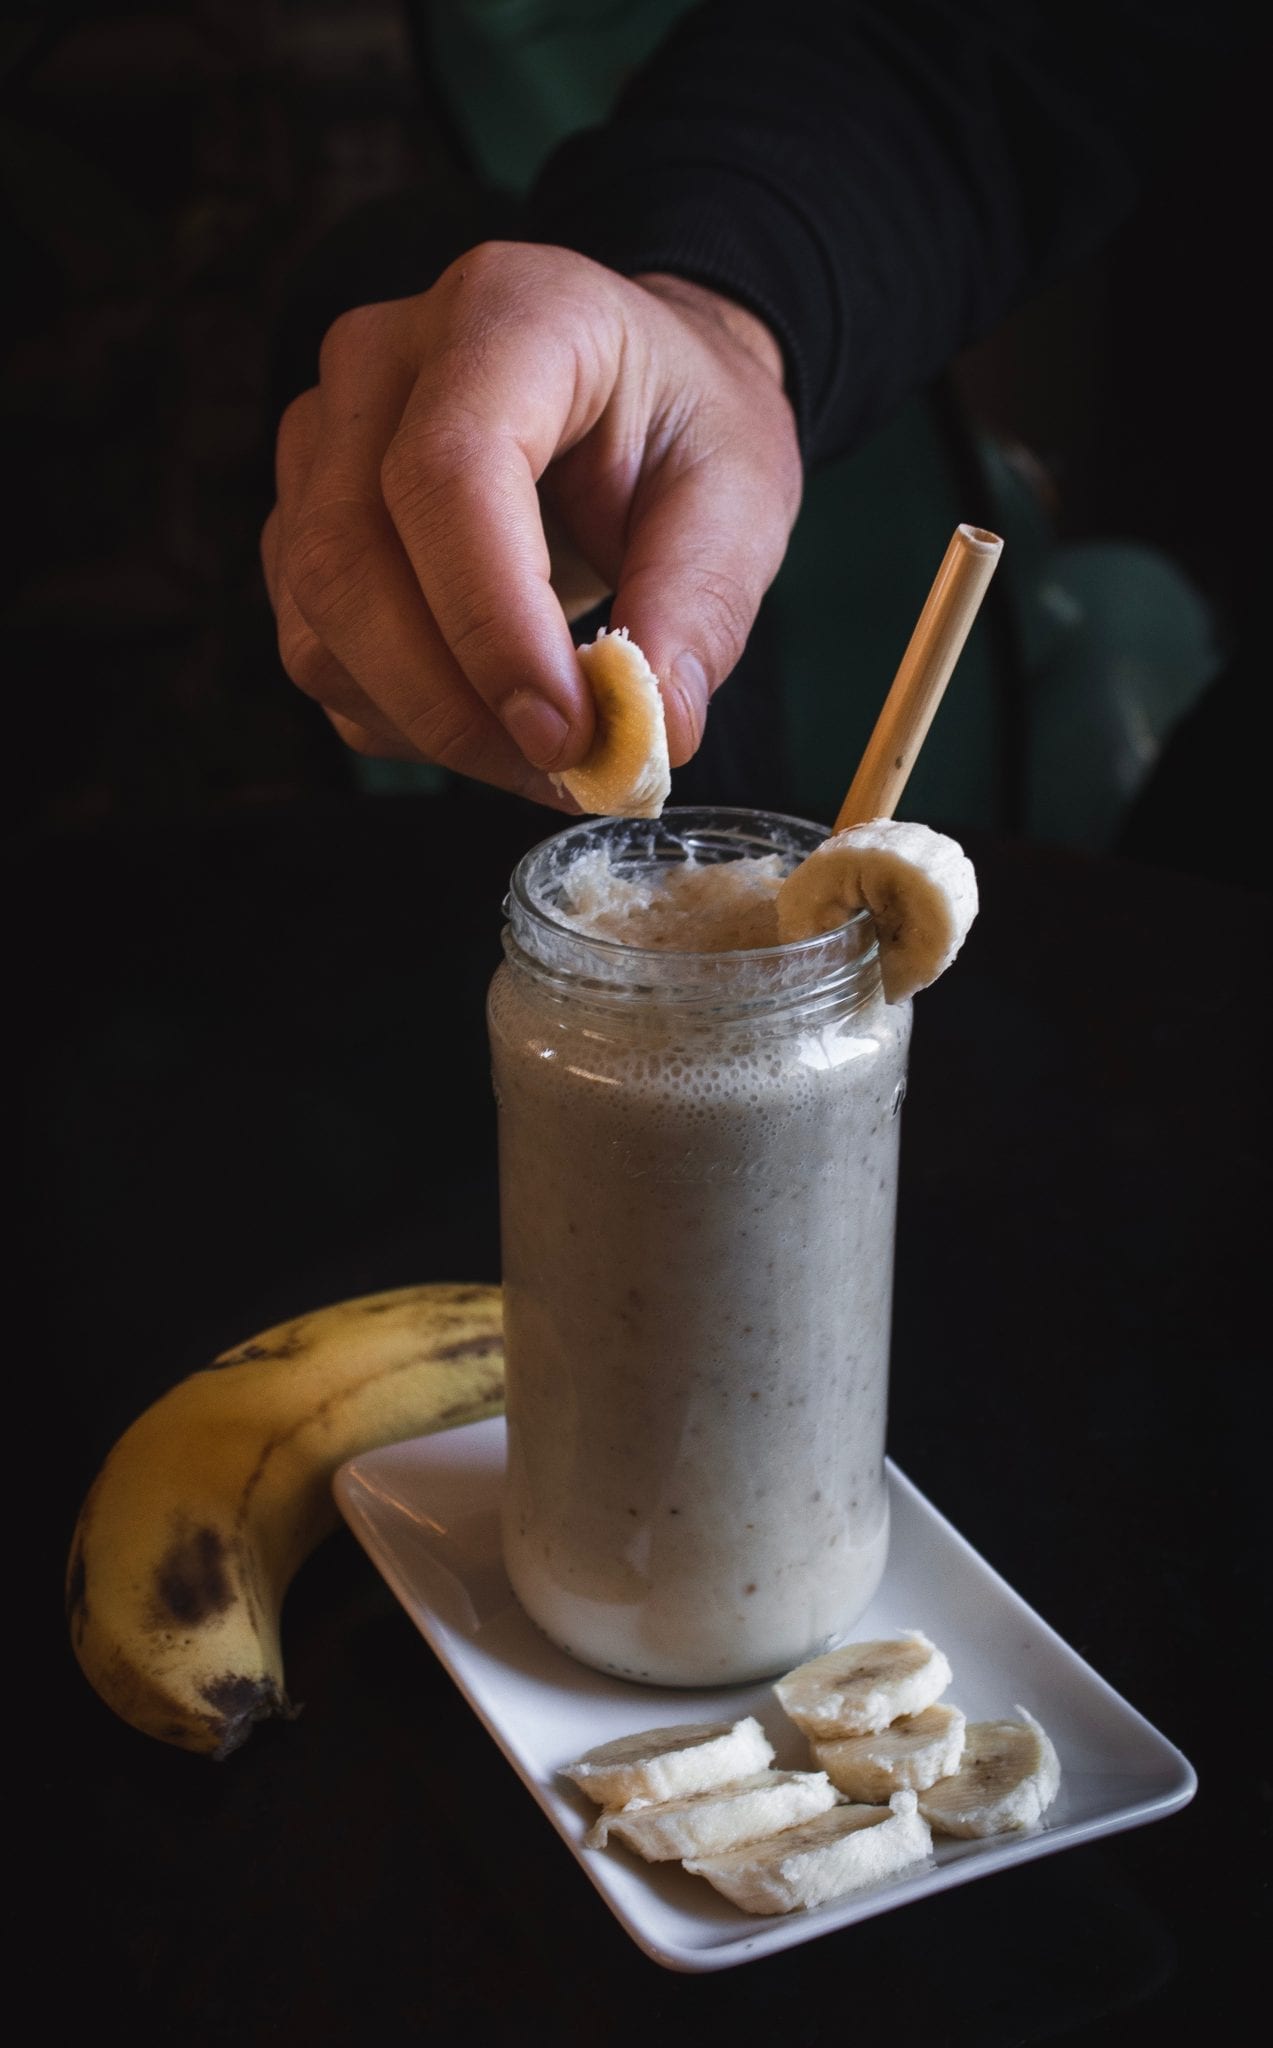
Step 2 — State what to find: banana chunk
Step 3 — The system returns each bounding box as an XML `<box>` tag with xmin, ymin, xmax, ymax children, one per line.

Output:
<box><xmin>917</xmin><ymin>1708</ymin><xmax>1061</xmax><ymax>1837</ymax></box>
<box><xmin>814</xmin><ymin>1701</ymin><xmax>967</xmax><ymax>1801</ymax></box>
<box><xmin>587</xmin><ymin>1768</ymin><xmax>838</xmax><ymax>1860</ymax></box>
<box><xmin>562</xmin><ymin>1715</ymin><xmax>773</xmax><ymax>1809</ymax></box>
<box><xmin>775</xmin><ymin>818</ymin><xmax>978</xmax><ymax>1002</ymax></box>
<box><xmin>553</xmin><ymin>626</ymin><xmax>671</xmax><ymax>819</ymax></box>
<box><xmin>684</xmin><ymin>1790</ymin><xmax>932</xmax><ymax>1915</ymax></box>
<box><xmin>775</xmin><ymin>1630</ymin><xmax>953</xmax><ymax>1740</ymax></box>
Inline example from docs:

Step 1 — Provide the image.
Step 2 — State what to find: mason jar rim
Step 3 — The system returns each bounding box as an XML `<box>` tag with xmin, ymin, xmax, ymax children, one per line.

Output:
<box><xmin>502</xmin><ymin>805</ymin><xmax>880</xmax><ymax>1011</ymax></box>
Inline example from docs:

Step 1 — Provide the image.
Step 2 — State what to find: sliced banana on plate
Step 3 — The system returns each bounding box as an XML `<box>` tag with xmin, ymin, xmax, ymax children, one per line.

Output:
<box><xmin>587</xmin><ymin>1767</ymin><xmax>838</xmax><ymax>1860</ymax></box>
<box><xmin>813</xmin><ymin>1701</ymin><xmax>967</xmax><ymax>1801</ymax></box>
<box><xmin>684</xmin><ymin>1790</ymin><xmax>932</xmax><ymax>1915</ymax></box>
<box><xmin>774</xmin><ymin>1631</ymin><xmax>954</xmax><ymax>1740</ymax></box>
<box><xmin>561</xmin><ymin>1715</ymin><xmax>773</xmax><ymax>1809</ymax></box>
<box><xmin>917</xmin><ymin>1708</ymin><xmax>1061</xmax><ymax>1837</ymax></box>
<box><xmin>552</xmin><ymin>626</ymin><xmax>671</xmax><ymax>819</ymax></box>
<box><xmin>564</xmin><ymin>1639</ymin><xmax>1062</xmax><ymax>1916</ymax></box>
<box><xmin>775</xmin><ymin>818</ymin><xmax>978</xmax><ymax>1003</ymax></box>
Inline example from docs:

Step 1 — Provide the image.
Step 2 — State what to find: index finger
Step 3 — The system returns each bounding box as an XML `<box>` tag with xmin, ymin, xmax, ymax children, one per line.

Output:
<box><xmin>379</xmin><ymin>256</ymin><xmax>614</xmax><ymax>771</ymax></box>
<box><xmin>283</xmin><ymin>312</ymin><xmax>569</xmax><ymax>804</ymax></box>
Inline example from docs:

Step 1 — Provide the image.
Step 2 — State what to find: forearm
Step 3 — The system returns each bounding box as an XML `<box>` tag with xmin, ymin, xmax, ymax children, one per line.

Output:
<box><xmin>525</xmin><ymin>0</ymin><xmax>1247</xmax><ymax>464</ymax></box>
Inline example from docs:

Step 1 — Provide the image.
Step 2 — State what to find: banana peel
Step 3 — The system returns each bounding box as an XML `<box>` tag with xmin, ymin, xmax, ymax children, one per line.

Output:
<box><xmin>66</xmin><ymin>1282</ymin><xmax>504</xmax><ymax>1758</ymax></box>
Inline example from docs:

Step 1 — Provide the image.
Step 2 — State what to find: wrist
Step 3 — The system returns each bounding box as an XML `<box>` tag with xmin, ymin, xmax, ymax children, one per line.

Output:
<box><xmin>633</xmin><ymin>272</ymin><xmax>787</xmax><ymax>393</ymax></box>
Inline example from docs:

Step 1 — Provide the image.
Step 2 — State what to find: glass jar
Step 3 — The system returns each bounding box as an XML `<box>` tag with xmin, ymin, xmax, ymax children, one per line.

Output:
<box><xmin>487</xmin><ymin>808</ymin><xmax>910</xmax><ymax>1686</ymax></box>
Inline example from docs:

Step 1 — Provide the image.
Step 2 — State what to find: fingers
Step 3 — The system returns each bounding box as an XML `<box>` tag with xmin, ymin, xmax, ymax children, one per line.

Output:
<box><xmin>261</xmin><ymin>248</ymin><xmax>802</xmax><ymax>804</ymax></box>
<box><xmin>277</xmin><ymin>580</ymin><xmax>404</xmax><ymax>743</ymax></box>
<box><xmin>548</xmin><ymin>270</ymin><xmax>801</xmax><ymax>771</ymax></box>
<box><xmin>325</xmin><ymin>711</ymin><xmax>437</xmax><ymax>763</ymax></box>
<box><xmin>265</xmin><ymin>499</ymin><xmax>404</xmax><ymax>743</ymax></box>
<box><xmin>612</xmin><ymin>445</ymin><xmax>798</xmax><ymax>767</ymax></box>
<box><xmin>324</xmin><ymin>707</ymin><xmax>579</xmax><ymax>812</ymax></box>
<box><xmin>380</xmin><ymin>247</ymin><xmax>610</xmax><ymax>767</ymax></box>
<box><xmin>271</xmin><ymin>303</ymin><xmax>569</xmax><ymax>802</ymax></box>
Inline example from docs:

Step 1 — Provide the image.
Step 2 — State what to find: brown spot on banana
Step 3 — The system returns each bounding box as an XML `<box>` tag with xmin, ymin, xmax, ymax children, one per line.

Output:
<box><xmin>427</xmin><ymin>1395</ymin><xmax>503</xmax><ymax>1428</ymax></box>
<box><xmin>149</xmin><ymin>1522</ymin><xmax>235</xmax><ymax>1628</ymax></box>
<box><xmin>216</xmin><ymin>1330</ymin><xmax>310</xmax><ymax>1366</ymax></box>
<box><xmin>199</xmin><ymin>1673</ymin><xmax>299</xmax><ymax>1759</ymax></box>
<box><xmin>433</xmin><ymin>1334</ymin><xmax>503</xmax><ymax>1362</ymax></box>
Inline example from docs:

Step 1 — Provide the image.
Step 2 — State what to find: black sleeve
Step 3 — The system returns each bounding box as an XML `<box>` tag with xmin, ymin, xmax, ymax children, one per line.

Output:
<box><xmin>523</xmin><ymin>0</ymin><xmax>1248</xmax><ymax>466</ymax></box>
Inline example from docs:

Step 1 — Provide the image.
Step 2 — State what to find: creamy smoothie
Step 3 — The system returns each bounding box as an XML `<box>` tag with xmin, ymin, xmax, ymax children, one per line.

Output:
<box><xmin>488</xmin><ymin>810</ymin><xmax>910</xmax><ymax>1686</ymax></box>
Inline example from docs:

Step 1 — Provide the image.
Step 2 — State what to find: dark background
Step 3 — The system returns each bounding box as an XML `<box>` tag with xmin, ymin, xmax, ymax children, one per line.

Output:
<box><xmin>15</xmin><ymin>12</ymin><xmax>1267</xmax><ymax>2042</ymax></box>
<box><xmin>3</xmin><ymin>0</ymin><xmax>1259</xmax><ymax>849</ymax></box>
<box><xmin>7</xmin><ymin>0</ymin><xmax>435</xmax><ymax>827</ymax></box>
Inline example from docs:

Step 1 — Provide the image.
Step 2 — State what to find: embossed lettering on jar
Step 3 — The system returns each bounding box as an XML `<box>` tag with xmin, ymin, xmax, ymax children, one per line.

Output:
<box><xmin>488</xmin><ymin>808</ymin><xmax>911</xmax><ymax>1687</ymax></box>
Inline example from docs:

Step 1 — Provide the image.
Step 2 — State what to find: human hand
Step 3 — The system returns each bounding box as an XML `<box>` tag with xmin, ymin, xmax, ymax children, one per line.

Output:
<box><xmin>260</xmin><ymin>242</ymin><xmax>801</xmax><ymax>804</ymax></box>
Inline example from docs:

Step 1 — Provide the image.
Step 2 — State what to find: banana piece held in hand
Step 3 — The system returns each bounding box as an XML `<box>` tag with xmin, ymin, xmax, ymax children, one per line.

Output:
<box><xmin>66</xmin><ymin>1282</ymin><xmax>504</xmax><ymax>1759</ymax></box>
<box><xmin>776</xmin><ymin>819</ymin><xmax>978</xmax><ymax>1003</ymax></box>
<box><xmin>552</xmin><ymin>627</ymin><xmax>671</xmax><ymax>819</ymax></box>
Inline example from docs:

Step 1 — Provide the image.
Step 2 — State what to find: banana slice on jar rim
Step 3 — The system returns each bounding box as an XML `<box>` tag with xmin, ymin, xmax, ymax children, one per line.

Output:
<box><xmin>775</xmin><ymin>818</ymin><xmax>978</xmax><ymax>1003</ymax></box>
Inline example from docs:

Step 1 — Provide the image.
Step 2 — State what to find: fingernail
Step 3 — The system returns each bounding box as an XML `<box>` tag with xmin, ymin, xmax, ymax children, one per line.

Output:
<box><xmin>670</xmin><ymin>652</ymin><xmax>709</xmax><ymax>751</ymax></box>
<box><xmin>501</xmin><ymin>690</ymin><xmax>571</xmax><ymax>769</ymax></box>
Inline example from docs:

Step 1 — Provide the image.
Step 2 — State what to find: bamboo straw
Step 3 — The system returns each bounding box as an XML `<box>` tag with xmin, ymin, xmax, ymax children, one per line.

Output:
<box><xmin>832</xmin><ymin>524</ymin><xmax>1003</xmax><ymax>832</ymax></box>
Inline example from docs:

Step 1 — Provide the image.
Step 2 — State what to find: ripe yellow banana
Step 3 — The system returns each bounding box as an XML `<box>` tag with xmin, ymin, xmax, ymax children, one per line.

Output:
<box><xmin>67</xmin><ymin>1282</ymin><xmax>504</xmax><ymax>1759</ymax></box>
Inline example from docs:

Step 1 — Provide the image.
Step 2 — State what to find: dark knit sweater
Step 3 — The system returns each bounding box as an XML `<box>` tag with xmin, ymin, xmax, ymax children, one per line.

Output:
<box><xmin>524</xmin><ymin>1</ymin><xmax>1247</xmax><ymax>464</ymax></box>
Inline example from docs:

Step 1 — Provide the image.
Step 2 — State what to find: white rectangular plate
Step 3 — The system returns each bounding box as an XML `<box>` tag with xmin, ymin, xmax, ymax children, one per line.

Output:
<box><xmin>334</xmin><ymin>1419</ymin><xmax>1194</xmax><ymax>1973</ymax></box>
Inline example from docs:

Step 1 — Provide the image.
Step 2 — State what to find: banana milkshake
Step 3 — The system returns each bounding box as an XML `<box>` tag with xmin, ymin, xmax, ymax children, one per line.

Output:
<box><xmin>489</xmin><ymin>808</ymin><xmax>911</xmax><ymax>1687</ymax></box>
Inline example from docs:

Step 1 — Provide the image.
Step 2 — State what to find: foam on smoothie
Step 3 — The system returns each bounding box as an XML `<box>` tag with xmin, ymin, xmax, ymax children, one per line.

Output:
<box><xmin>556</xmin><ymin>848</ymin><xmax>786</xmax><ymax>952</ymax></box>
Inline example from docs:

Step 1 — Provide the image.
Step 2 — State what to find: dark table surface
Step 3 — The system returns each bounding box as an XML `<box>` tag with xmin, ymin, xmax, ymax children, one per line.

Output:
<box><xmin>29</xmin><ymin>785</ymin><xmax>1269</xmax><ymax>2044</ymax></box>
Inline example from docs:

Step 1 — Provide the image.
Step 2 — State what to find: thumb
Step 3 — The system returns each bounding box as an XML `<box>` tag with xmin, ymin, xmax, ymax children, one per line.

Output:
<box><xmin>610</xmin><ymin>450</ymin><xmax>797</xmax><ymax>767</ymax></box>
